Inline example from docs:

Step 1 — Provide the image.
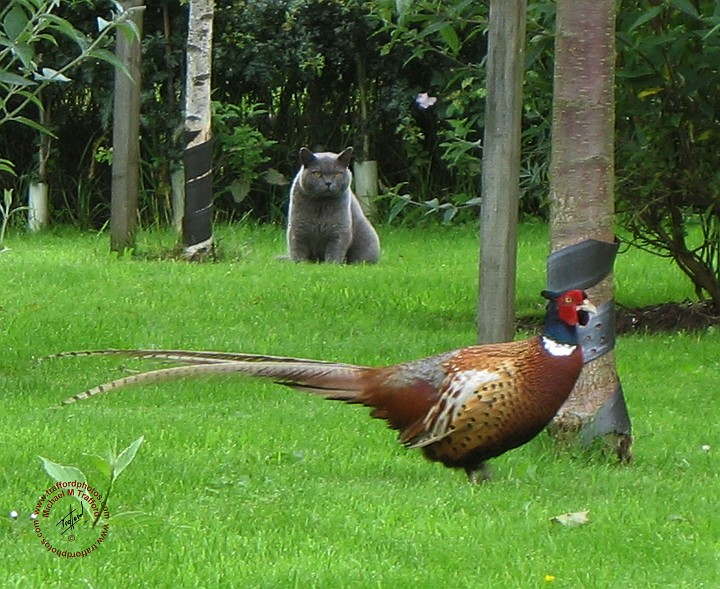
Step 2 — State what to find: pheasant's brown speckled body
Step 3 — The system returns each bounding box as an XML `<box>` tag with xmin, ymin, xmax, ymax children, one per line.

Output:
<box><xmin>54</xmin><ymin>290</ymin><xmax>593</xmax><ymax>482</ymax></box>
<box><xmin>409</xmin><ymin>338</ymin><xmax>583</xmax><ymax>476</ymax></box>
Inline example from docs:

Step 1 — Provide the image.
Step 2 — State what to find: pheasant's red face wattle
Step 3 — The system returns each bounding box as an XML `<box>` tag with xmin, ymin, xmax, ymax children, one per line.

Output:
<box><xmin>555</xmin><ymin>290</ymin><xmax>594</xmax><ymax>326</ymax></box>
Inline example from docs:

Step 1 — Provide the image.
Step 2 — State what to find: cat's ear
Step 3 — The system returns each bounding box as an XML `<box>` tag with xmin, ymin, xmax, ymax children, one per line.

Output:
<box><xmin>298</xmin><ymin>147</ymin><xmax>316</xmax><ymax>167</ymax></box>
<box><xmin>337</xmin><ymin>146</ymin><xmax>353</xmax><ymax>168</ymax></box>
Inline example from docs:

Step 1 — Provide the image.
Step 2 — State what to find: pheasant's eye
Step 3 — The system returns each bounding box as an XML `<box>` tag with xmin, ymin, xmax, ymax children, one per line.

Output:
<box><xmin>564</xmin><ymin>295</ymin><xmax>573</xmax><ymax>304</ymax></box>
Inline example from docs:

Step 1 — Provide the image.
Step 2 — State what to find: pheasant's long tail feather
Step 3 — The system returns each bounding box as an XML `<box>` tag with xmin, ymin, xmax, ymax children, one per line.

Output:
<box><xmin>59</xmin><ymin>357</ymin><xmax>370</xmax><ymax>406</ymax></box>
<box><xmin>48</xmin><ymin>349</ymin><xmax>340</xmax><ymax>366</ymax></box>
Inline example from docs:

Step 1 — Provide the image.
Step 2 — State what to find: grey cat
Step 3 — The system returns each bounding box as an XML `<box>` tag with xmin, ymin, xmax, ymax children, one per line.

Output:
<box><xmin>286</xmin><ymin>146</ymin><xmax>380</xmax><ymax>264</ymax></box>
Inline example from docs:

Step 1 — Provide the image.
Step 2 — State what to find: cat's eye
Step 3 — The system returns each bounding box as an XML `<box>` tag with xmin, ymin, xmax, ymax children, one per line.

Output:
<box><xmin>312</xmin><ymin>171</ymin><xmax>322</xmax><ymax>177</ymax></box>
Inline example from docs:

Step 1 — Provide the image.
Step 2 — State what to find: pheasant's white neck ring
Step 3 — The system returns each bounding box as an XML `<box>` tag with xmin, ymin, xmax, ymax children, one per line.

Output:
<box><xmin>542</xmin><ymin>337</ymin><xmax>577</xmax><ymax>357</ymax></box>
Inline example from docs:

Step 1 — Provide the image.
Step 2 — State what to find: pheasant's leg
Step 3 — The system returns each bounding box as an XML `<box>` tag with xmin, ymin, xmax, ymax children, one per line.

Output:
<box><xmin>465</xmin><ymin>462</ymin><xmax>492</xmax><ymax>484</ymax></box>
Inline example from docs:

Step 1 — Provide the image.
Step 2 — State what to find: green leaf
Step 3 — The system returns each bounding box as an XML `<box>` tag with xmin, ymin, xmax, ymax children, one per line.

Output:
<box><xmin>11</xmin><ymin>41</ymin><xmax>35</xmax><ymax>70</ymax></box>
<box><xmin>388</xmin><ymin>196</ymin><xmax>410</xmax><ymax>223</ymax></box>
<box><xmin>39</xmin><ymin>456</ymin><xmax>87</xmax><ymax>485</ymax></box>
<box><xmin>3</xmin><ymin>6</ymin><xmax>29</xmax><ymax>42</ymax></box>
<box><xmin>439</xmin><ymin>24</ymin><xmax>460</xmax><ymax>55</ymax></box>
<box><xmin>88</xmin><ymin>48</ymin><xmax>130</xmax><ymax>76</ymax></box>
<box><xmin>111</xmin><ymin>435</ymin><xmax>144</xmax><ymax>480</ymax></box>
<box><xmin>83</xmin><ymin>453</ymin><xmax>112</xmax><ymax>480</ymax></box>
<box><xmin>116</xmin><ymin>18</ymin><xmax>141</xmax><ymax>44</ymax></box>
<box><xmin>263</xmin><ymin>168</ymin><xmax>289</xmax><ymax>185</ymax></box>
<box><xmin>41</xmin><ymin>14</ymin><xmax>87</xmax><ymax>49</ymax></box>
<box><xmin>670</xmin><ymin>0</ymin><xmax>699</xmax><ymax>18</ymax></box>
<box><xmin>14</xmin><ymin>115</ymin><xmax>53</xmax><ymax>135</ymax></box>
<box><xmin>628</xmin><ymin>6</ymin><xmax>663</xmax><ymax>31</ymax></box>
<box><xmin>0</xmin><ymin>71</ymin><xmax>35</xmax><ymax>86</ymax></box>
<box><xmin>442</xmin><ymin>206</ymin><xmax>458</xmax><ymax>224</ymax></box>
<box><xmin>0</xmin><ymin>158</ymin><xmax>16</xmax><ymax>176</ymax></box>
<box><xmin>230</xmin><ymin>178</ymin><xmax>251</xmax><ymax>203</ymax></box>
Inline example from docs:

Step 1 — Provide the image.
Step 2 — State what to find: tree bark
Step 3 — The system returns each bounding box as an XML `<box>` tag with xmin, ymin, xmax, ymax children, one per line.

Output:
<box><xmin>182</xmin><ymin>0</ymin><xmax>214</xmax><ymax>256</ymax></box>
<box><xmin>110</xmin><ymin>0</ymin><xmax>144</xmax><ymax>253</ymax></box>
<box><xmin>548</xmin><ymin>0</ymin><xmax>632</xmax><ymax>460</ymax></box>
<box><xmin>477</xmin><ymin>0</ymin><xmax>526</xmax><ymax>344</ymax></box>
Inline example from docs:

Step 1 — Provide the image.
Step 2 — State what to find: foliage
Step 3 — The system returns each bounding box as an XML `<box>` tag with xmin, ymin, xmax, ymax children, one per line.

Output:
<box><xmin>368</xmin><ymin>0</ymin><xmax>487</xmax><ymax>222</ymax></box>
<box><xmin>1</xmin><ymin>0</ymin><xmax>720</xmax><ymax>305</ymax></box>
<box><xmin>39</xmin><ymin>435</ymin><xmax>146</xmax><ymax>528</ymax></box>
<box><xmin>211</xmin><ymin>100</ymin><xmax>278</xmax><ymax>220</ymax></box>
<box><xmin>0</xmin><ymin>0</ymin><xmax>139</xmax><ymax>137</ymax></box>
<box><xmin>0</xmin><ymin>188</ymin><xmax>28</xmax><ymax>250</ymax></box>
<box><xmin>615</xmin><ymin>0</ymin><xmax>720</xmax><ymax>308</ymax></box>
<box><xmin>0</xmin><ymin>0</ymin><xmax>140</xmax><ymax>230</ymax></box>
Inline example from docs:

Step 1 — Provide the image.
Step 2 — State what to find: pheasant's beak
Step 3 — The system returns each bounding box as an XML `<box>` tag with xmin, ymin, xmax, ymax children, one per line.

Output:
<box><xmin>579</xmin><ymin>299</ymin><xmax>597</xmax><ymax>314</ymax></box>
<box><xmin>577</xmin><ymin>298</ymin><xmax>597</xmax><ymax>326</ymax></box>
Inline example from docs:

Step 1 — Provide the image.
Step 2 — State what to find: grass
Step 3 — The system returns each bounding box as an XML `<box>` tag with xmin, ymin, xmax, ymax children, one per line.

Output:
<box><xmin>1</xmin><ymin>222</ymin><xmax>718</xmax><ymax>588</ymax></box>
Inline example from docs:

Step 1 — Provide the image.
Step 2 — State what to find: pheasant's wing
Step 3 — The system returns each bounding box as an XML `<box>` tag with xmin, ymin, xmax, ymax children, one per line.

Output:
<box><xmin>399</xmin><ymin>345</ymin><xmax>524</xmax><ymax>448</ymax></box>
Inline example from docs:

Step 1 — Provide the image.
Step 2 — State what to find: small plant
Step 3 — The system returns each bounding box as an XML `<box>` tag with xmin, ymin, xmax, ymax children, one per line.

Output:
<box><xmin>0</xmin><ymin>189</ymin><xmax>28</xmax><ymax>252</ymax></box>
<box><xmin>211</xmin><ymin>100</ymin><xmax>276</xmax><ymax>205</ymax></box>
<box><xmin>379</xmin><ymin>182</ymin><xmax>481</xmax><ymax>225</ymax></box>
<box><xmin>38</xmin><ymin>435</ymin><xmax>145</xmax><ymax>529</ymax></box>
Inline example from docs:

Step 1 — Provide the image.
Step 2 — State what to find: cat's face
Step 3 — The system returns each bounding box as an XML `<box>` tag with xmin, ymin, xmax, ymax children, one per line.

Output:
<box><xmin>298</xmin><ymin>147</ymin><xmax>353</xmax><ymax>197</ymax></box>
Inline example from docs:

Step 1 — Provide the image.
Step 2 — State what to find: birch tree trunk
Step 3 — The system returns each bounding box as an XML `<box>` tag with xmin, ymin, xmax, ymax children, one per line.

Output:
<box><xmin>182</xmin><ymin>0</ymin><xmax>214</xmax><ymax>257</ymax></box>
<box><xmin>548</xmin><ymin>0</ymin><xmax>632</xmax><ymax>460</ymax></box>
<box><xmin>477</xmin><ymin>0</ymin><xmax>526</xmax><ymax>344</ymax></box>
<box><xmin>110</xmin><ymin>0</ymin><xmax>144</xmax><ymax>253</ymax></box>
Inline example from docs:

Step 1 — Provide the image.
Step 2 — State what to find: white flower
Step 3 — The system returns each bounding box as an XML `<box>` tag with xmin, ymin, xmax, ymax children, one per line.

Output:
<box><xmin>415</xmin><ymin>92</ymin><xmax>437</xmax><ymax>109</ymax></box>
<box><xmin>9</xmin><ymin>511</ymin><xmax>18</xmax><ymax>520</ymax></box>
<box><xmin>701</xmin><ymin>444</ymin><xmax>711</xmax><ymax>452</ymax></box>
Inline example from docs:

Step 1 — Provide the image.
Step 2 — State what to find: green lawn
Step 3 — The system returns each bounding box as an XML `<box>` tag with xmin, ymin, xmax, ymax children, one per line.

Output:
<box><xmin>1</xmin><ymin>223</ymin><xmax>718</xmax><ymax>588</ymax></box>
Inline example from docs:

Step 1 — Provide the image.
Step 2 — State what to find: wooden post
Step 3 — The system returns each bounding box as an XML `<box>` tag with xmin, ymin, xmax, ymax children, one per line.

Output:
<box><xmin>477</xmin><ymin>0</ymin><xmax>526</xmax><ymax>344</ymax></box>
<box><xmin>110</xmin><ymin>0</ymin><xmax>144</xmax><ymax>253</ymax></box>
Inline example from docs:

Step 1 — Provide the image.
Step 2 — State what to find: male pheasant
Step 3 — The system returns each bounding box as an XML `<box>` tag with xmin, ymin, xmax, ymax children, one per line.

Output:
<box><xmin>55</xmin><ymin>289</ymin><xmax>595</xmax><ymax>482</ymax></box>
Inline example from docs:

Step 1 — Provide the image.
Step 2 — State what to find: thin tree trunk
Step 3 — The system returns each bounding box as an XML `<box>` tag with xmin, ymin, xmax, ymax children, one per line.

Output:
<box><xmin>477</xmin><ymin>0</ymin><xmax>526</xmax><ymax>344</ymax></box>
<box><xmin>110</xmin><ymin>0</ymin><xmax>145</xmax><ymax>253</ymax></box>
<box><xmin>353</xmin><ymin>55</ymin><xmax>377</xmax><ymax>214</ymax></box>
<box><xmin>548</xmin><ymin>0</ymin><xmax>632</xmax><ymax>460</ymax></box>
<box><xmin>182</xmin><ymin>0</ymin><xmax>214</xmax><ymax>257</ymax></box>
<box><xmin>28</xmin><ymin>96</ymin><xmax>50</xmax><ymax>232</ymax></box>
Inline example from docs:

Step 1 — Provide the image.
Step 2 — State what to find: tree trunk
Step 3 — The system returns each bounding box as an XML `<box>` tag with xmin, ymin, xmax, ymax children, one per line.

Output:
<box><xmin>353</xmin><ymin>54</ymin><xmax>377</xmax><ymax>214</ymax></box>
<box><xmin>548</xmin><ymin>0</ymin><xmax>632</xmax><ymax>460</ymax></box>
<box><xmin>477</xmin><ymin>0</ymin><xmax>526</xmax><ymax>344</ymax></box>
<box><xmin>28</xmin><ymin>96</ymin><xmax>50</xmax><ymax>232</ymax></box>
<box><xmin>110</xmin><ymin>0</ymin><xmax>144</xmax><ymax>253</ymax></box>
<box><xmin>182</xmin><ymin>0</ymin><xmax>214</xmax><ymax>257</ymax></box>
